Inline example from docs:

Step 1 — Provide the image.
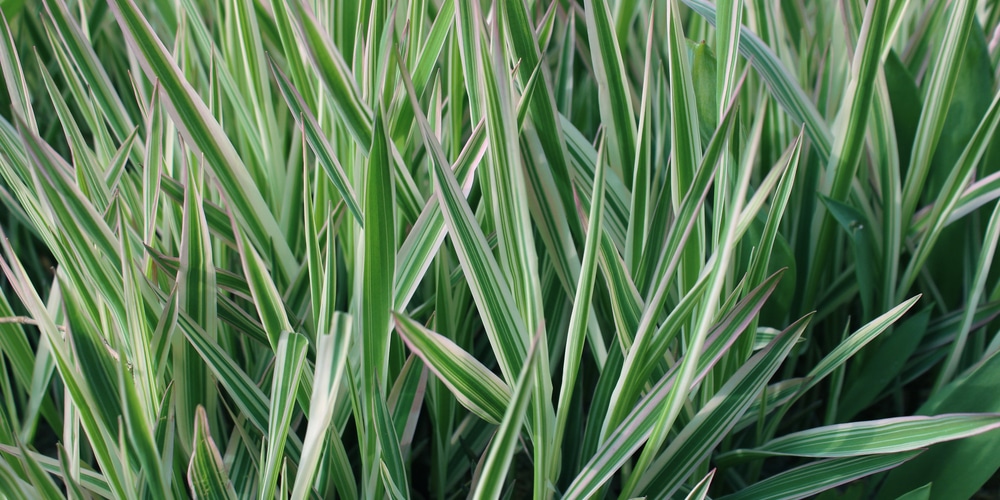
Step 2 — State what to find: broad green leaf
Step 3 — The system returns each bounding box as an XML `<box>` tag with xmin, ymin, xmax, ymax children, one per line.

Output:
<box><xmin>895</xmin><ymin>484</ymin><xmax>933</xmax><ymax>500</ymax></box>
<box><xmin>879</xmin><ymin>342</ymin><xmax>1000</xmax><ymax>499</ymax></box>
<box><xmin>362</xmin><ymin>111</ymin><xmax>397</xmax><ymax>392</ymax></box>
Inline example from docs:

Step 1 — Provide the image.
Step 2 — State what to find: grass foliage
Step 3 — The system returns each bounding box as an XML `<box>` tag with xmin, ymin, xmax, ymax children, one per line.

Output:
<box><xmin>1</xmin><ymin>0</ymin><xmax>1000</xmax><ymax>498</ymax></box>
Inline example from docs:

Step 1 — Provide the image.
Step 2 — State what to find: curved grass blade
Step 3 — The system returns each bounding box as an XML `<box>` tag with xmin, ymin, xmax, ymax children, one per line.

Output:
<box><xmin>900</xmin><ymin>0</ymin><xmax>978</xmax><ymax>225</ymax></box>
<box><xmin>801</xmin><ymin>295</ymin><xmax>921</xmax><ymax>397</ymax></box>
<box><xmin>232</xmin><ymin>223</ymin><xmax>293</xmax><ymax>351</ymax></box>
<box><xmin>0</xmin><ymin>444</ymin><xmax>112</xmax><ymax>498</ymax></box>
<box><xmin>719</xmin><ymin>413</ymin><xmax>1000</xmax><ymax>464</ymax></box>
<box><xmin>394</xmin><ymin>313</ymin><xmax>510</xmax><ymax>424</ymax></box>
<box><xmin>717</xmin><ymin>452</ymin><xmax>922</xmax><ymax>500</ymax></box>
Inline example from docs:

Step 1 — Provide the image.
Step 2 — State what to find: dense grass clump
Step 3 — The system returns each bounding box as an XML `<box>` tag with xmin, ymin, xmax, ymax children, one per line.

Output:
<box><xmin>1</xmin><ymin>0</ymin><xmax>1000</xmax><ymax>498</ymax></box>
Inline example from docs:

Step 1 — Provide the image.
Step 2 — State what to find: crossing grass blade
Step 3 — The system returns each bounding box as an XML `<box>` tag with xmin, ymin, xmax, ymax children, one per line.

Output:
<box><xmin>680</xmin><ymin>0</ymin><xmax>833</xmax><ymax>159</ymax></box>
<box><xmin>563</xmin><ymin>300</ymin><xmax>774</xmax><ymax>498</ymax></box>
<box><xmin>259</xmin><ymin>331</ymin><xmax>309</xmax><ymax>500</ymax></box>
<box><xmin>554</xmin><ymin>128</ymin><xmax>606</xmax><ymax>456</ymax></box>
<box><xmin>270</xmin><ymin>60</ymin><xmax>364</xmax><ymax>226</ymax></box>
<box><xmin>899</xmin><ymin>85</ymin><xmax>1000</xmax><ymax>297</ymax></box>
<box><xmin>107</xmin><ymin>0</ymin><xmax>297</xmax><ymax>277</ymax></box>
<box><xmin>634</xmin><ymin>314</ymin><xmax>812</xmax><ymax>497</ymax></box>
<box><xmin>0</xmin><ymin>238</ymin><xmax>129</xmax><ymax>499</ymax></box>
<box><xmin>15</xmin><ymin>441</ymin><xmax>63</xmax><ymax>499</ymax></box>
<box><xmin>584</xmin><ymin>0</ymin><xmax>637</xmax><ymax>189</ymax></box>
<box><xmin>42</xmin><ymin>0</ymin><xmax>138</xmax><ymax>149</ymax></box>
<box><xmin>278</xmin><ymin>0</ymin><xmax>373</xmax><ymax>147</ymax></box>
<box><xmin>188</xmin><ymin>407</ymin><xmax>238</xmax><ymax>500</ymax></box>
<box><xmin>290</xmin><ymin>314</ymin><xmax>355</xmax><ymax>500</ymax></box>
<box><xmin>473</xmin><ymin>332</ymin><xmax>543</xmax><ymax>500</ymax></box>
<box><xmin>3</xmin><ymin>0</ymin><xmax>1000</xmax><ymax>498</ymax></box>
<box><xmin>900</xmin><ymin>0</ymin><xmax>978</xmax><ymax>226</ymax></box>
<box><xmin>934</xmin><ymin>198</ymin><xmax>1000</xmax><ymax>390</ymax></box>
